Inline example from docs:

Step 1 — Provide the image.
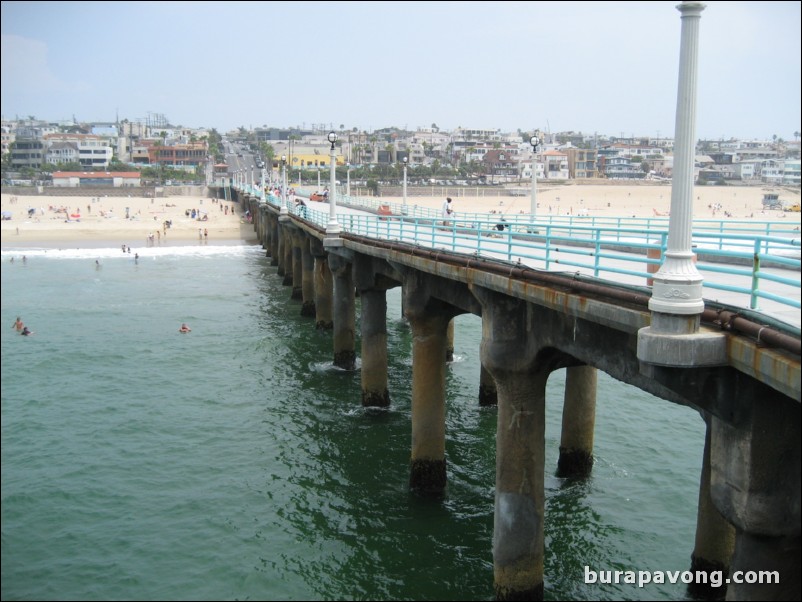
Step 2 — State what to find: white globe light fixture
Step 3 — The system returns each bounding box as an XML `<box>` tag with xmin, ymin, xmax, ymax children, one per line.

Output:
<box><xmin>529</xmin><ymin>131</ymin><xmax>541</xmax><ymax>216</ymax></box>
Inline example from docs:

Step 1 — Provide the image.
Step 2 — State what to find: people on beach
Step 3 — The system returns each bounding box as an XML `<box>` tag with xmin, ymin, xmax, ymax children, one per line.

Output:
<box><xmin>12</xmin><ymin>317</ymin><xmax>24</xmax><ymax>332</ymax></box>
<box><xmin>179</xmin><ymin>323</ymin><xmax>192</xmax><ymax>333</ymax></box>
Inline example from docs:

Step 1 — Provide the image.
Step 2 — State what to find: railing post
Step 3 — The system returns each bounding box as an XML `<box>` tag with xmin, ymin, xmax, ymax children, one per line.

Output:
<box><xmin>544</xmin><ymin>225</ymin><xmax>552</xmax><ymax>270</ymax></box>
<box><xmin>750</xmin><ymin>238</ymin><xmax>761</xmax><ymax>310</ymax></box>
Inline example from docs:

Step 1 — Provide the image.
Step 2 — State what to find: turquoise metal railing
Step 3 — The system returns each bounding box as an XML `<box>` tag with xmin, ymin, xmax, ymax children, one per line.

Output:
<box><xmin>243</xmin><ymin>186</ymin><xmax>802</xmax><ymax>323</ymax></box>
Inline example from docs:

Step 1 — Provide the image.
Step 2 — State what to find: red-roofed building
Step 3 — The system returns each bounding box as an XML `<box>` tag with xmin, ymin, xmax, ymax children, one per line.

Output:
<box><xmin>52</xmin><ymin>171</ymin><xmax>142</xmax><ymax>188</ymax></box>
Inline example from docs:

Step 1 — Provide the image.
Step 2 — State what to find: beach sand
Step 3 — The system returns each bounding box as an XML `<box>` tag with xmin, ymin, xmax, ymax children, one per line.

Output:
<box><xmin>1</xmin><ymin>193</ymin><xmax>256</xmax><ymax>248</ymax></box>
<box><xmin>2</xmin><ymin>183</ymin><xmax>799</xmax><ymax>248</ymax></box>
<box><xmin>375</xmin><ymin>182</ymin><xmax>801</xmax><ymax>223</ymax></box>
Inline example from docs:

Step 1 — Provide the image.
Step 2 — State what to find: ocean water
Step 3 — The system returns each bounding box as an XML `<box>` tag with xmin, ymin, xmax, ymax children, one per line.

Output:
<box><xmin>1</xmin><ymin>242</ymin><xmax>705</xmax><ymax>601</ymax></box>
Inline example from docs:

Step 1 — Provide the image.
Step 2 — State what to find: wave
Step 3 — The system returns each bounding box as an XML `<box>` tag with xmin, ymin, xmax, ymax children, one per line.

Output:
<box><xmin>1</xmin><ymin>244</ymin><xmax>262</xmax><ymax>261</ymax></box>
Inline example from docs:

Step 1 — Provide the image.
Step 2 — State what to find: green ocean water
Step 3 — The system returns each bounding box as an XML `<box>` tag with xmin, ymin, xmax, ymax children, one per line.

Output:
<box><xmin>1</xmin><ymin>243</ymin><xmax>705</xmax><ymax>601</ymax></box>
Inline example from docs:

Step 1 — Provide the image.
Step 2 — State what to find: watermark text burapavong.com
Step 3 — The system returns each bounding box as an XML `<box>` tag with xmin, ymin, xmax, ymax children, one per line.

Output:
<box><xmin>584</xmin><ymin>566</ymin><xmax>780</xmax><ymax>589</ymax></box>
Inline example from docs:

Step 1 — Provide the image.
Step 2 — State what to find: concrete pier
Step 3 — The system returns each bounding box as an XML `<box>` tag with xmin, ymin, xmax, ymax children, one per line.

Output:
<box><xmin>281</xmin><ymin>225</ymin><xmax>293</xmax><ymax>286</ymax></box>
<box><xmin>478</xmin><ymin>291</ymin><xmax>546</xmax><ymax>600</ymax></box>
<box><xmin>269</xmin><ymin>214</ymin><xmax>279</xmax><ymax>267</ymax></box>
<box><xmin>310</xmin><ymin>238</ymin><xmax>333</xmax><ymax>330</ymax></box>
<box><xmin>710</xmin><ymin>385</ymin><xmax>801</xmax><ymax>601</ymax></box>
<box><xmin>300</xmin><ymin>235</ymin><xmax>316</xmax><ymax>317</ymax></box>
<box><xmin>403</xmin><ymin>272</ymin><xmax>457</xmax><ymax>494</ymax></box>
<box><xmin>329</xmin><ymin>254</ymin><xmax>356</xmax><ymax>371</ymax></box>
<box><xmin>557</xmin><ymin>365</ymin><xmax>597</xmax><ymax>478</ymax></box>
<box><xmin>479</xmin><ymin>363</ymin><xmax>498</xmax><ymax>407</ymax></box>
<box><xmin>359</xmin><ymin>287</ymin><xmax>391</xmax><ymax>407</ymax></box>
<box><xmin>407</xmin><ymin>310</ymin><xmax>450</xmax><ymax>494</ymax></box>
<box><xmin>290</xmin><ymin>229</ymin><xmax>303</xmax><ymax>300</ymax></box>
<box><xmin>244</xmin><ymin>196</ymin><xmax>800</xmax><ymax>601</ymax></box>
<box><xmin>275</xmin><ymin>220</ymin><xmax>285</xmax><ymax>276</ymax></box>
<box><xmin>446</xmin><ymin>318</ymin><xmax>455</xmax><ymax>362</ymax></box>
<box><xmin>689</xmin><ymin>414</ymin><xmax>734</xmax><ymax>600</ymax></box>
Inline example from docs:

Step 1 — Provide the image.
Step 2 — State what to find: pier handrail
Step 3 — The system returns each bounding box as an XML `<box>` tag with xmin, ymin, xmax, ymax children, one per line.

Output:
<box><xmin>251</xmin><ymin>188</ymin><xmax>801</xmax><ymax>330</ymax></box>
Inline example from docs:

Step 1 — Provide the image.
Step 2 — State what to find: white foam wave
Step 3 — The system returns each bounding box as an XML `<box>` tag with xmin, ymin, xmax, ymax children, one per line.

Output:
<box><xmin>1</xmin><ymin>244</ymin><xmax>261</xmax><ymax>261</ymax></box>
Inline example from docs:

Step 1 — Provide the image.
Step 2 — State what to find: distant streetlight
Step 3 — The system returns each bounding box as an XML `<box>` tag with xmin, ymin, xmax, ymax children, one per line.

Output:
<box><xmin>324</xmin><ymin>131</ymin><xmax>342</xmax><ymax>246</ymax></box>
<box><xmin>346</xmin><ymin>162</ymin><xmax>351</xmax><ymax>197</ymax></box>
<box><xmin>529</xmin><ymin>131</ymin><xmax>541</xmax><ymax>216</ymax></box>
<box><xmin>402</xmin><ymin>156</ymin><xmax>408</xmax><ymax>214</ymax></box>
<box><xmin>261</xmin><ymin>164</ymin><xmax>267</xmax><ymax>201</ymax></box>
<box><xmin>316</xmin><ymin>160</ymin><xmax>320</xmax><ymax>190</ymax></box>
<box><xmin>279</xmin><ymin>155</ymin><xmax>288</xmax><ymax>217</ymax></box>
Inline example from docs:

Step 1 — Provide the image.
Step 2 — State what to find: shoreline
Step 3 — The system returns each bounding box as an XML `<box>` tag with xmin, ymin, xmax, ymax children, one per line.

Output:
<box><xmin>0</xmin><ymin>237</ymin><xmax>260</xmax><ymax>251</ymax></box>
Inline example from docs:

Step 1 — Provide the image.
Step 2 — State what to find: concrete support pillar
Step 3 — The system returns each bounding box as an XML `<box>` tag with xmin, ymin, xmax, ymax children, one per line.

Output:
<box><xmin>557</xmin><ymin>365</ymin><xmax>597</xmax><ymax>478</ymax></box>
<box><xmin>407</xmin><ymin>310</ymin><xmax>451</xmax><ymax>494</ymax></box>
<box><xmin>727</xmin><ymin>533</ymin><xmax>800</xmax><ymax>601</ymax></box>
<box><xmin>290</xmin><ymin>230</ymin><xmax>303</xmax><ymax>300</ymax></box>
<box><xmin>479</xmin><ymin>362</ymin><xmax>498</xmax><ymax>407</ymax></box>
<box><xmin>493</xmin><ymin>368</ymin><xmax>547</xmax><ymax>601</ymax></box>
<box><xmin>310</xmin><ymin>239</ymin><xmax>333</xmax><ymax>330</ymax></box>
<box><xmin>400</xmin><ymin>269</ymin><xmax>462</xmax><ymax>495</ymax></box>
<box><xmin>269</xmin><ymin>216</ymin><xmax>280</xmax><ymax>267</ymax></box>
<box><xmin>274</xmin><ymin>221</ymin><xmax>285</xmax><ymax>275</ymax></box>
<box><xmin>446</xmin><ymin>318</ymin><xmax>455</xmax><ymax>362</ymax></box>
<box><xmin>329</xmin><ymin>254</ymin><xmax>356</xmax><ymax>370</ymax></box>
<box><xmin>689</xmin><ymin>414</ymin><xmax>735</xmax><ymax>601</ymax></box>
<box><xmin>476</xmin><ymin>289</ymin><xmax>545</xmax><ymax>600</ymax></box>
<box><xmin>360</xmin><ymin>288</ymin><xmax>390</xmax><ymax>407</ymax></box>
<box><xmin>281</xmin><ymin>226</ymin><xmax>293</xmax><ymax>286</ymax></box>
<box><xmin>260</xmin><ymin>207</ymin><xmax>271</xmax><ymax>256</ymax></box>
<box><xmin>710</xmin><ymin>385</ymin><xmax>801</xmax><ymax>601</ymax></box>
<box><xmin>300</xmin><ymin>236</ymin><xmax>316</xmax><ymax>317</ymax></box>
<box><xmin>255</xmin><ymin>205</ymin><xmax>264</xmax><ymax>249</ymax></box>
<box><xmin>259</xmin><ymin>208</ymin><xmax>267</xmax><ymax>253</ymax></box>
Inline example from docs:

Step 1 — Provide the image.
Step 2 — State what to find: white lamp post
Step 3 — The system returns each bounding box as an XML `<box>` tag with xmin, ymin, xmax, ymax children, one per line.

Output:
<box><xmin>316</xmin><ymin>160</ymin><xmax>321</xmax><ymax>190</ymax></box>
<box><xmin>346</xmin><ymin>162</ymin><xmax>351</xmax><ymax>197</ymax></box>
<box><xmin>279</xmin><ymin>155</ymin><xmax>288</xmax><ymax>217</ymax></box>
<box><xmin>648</xmin><ymin>1</ymin><xmax>706</xmax><ymax>318</ymax></box>
<box><xmin>324</xmin><ymin>131</ymin><xmax>342</xmax><ymax>246</ymax></box>
<box><xmin>529</xmin><ymin>131</ymin><xmax>541</xmax><ymax>216</ymax></box>
<box><xmin>261</xmin><ymin>165</ymin><xmax>267</xmax><ymax>201</ymax></box>
<box><xmin>637</xmin><ymin>1</ymin><xmax>724</xmax><ymax>370</ymax></box>
<box><xmin>402</xmin><ymin>156</ymin><xmax>408</xmax><ymax>214</ymax></box>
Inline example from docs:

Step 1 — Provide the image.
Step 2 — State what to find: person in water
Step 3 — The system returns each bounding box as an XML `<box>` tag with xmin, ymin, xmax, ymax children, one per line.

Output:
<box><xmin>21</xmin><ymin>326</ymin><xmax>33</xmax><ymax>336</ymax></box>
<box><xmin>12</xmin><ymin>317</ymin><xmax>24</xmax><ymax>332</ymax></box>
<box><xmin>179</xmin><ymin>323</ymin><xmax>192</xmax><ymax>333</ymax></box>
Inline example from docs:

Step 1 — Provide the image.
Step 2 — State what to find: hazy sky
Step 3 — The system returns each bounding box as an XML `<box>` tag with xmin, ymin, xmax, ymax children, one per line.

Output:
<box><xmin>2</xmin><ymin>1</ymin><xmax>800</xmax><ymax>140</ymax></box>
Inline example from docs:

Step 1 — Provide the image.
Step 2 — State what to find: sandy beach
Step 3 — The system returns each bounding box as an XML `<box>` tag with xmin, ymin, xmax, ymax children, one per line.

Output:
<box><xmin>2</xmin><ymin>183</ymin><xmax>799</xmax><ymax>248</ymax></box>
<box><xmin>1</xmin><ymin>193</ymin><xmax>256</xmax><ymax>248</ymax></box>
<box><xmin>376</xmin><ymin>182</ymin><xmax>801</xmax><ymax>223</ymax></box>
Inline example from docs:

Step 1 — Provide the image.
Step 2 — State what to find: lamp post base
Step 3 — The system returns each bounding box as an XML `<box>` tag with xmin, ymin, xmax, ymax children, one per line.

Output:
<box><xmin>324</xmin><ymin>222</ymin><xmax>343</xmax><ymax>247</ymax></box>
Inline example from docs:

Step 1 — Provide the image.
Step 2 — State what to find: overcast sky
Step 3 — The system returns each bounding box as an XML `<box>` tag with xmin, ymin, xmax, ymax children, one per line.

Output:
<box><xmin>2</xmin><ymin>1</ymin><xmax>800</xmax><ymax>141</ymax></box>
